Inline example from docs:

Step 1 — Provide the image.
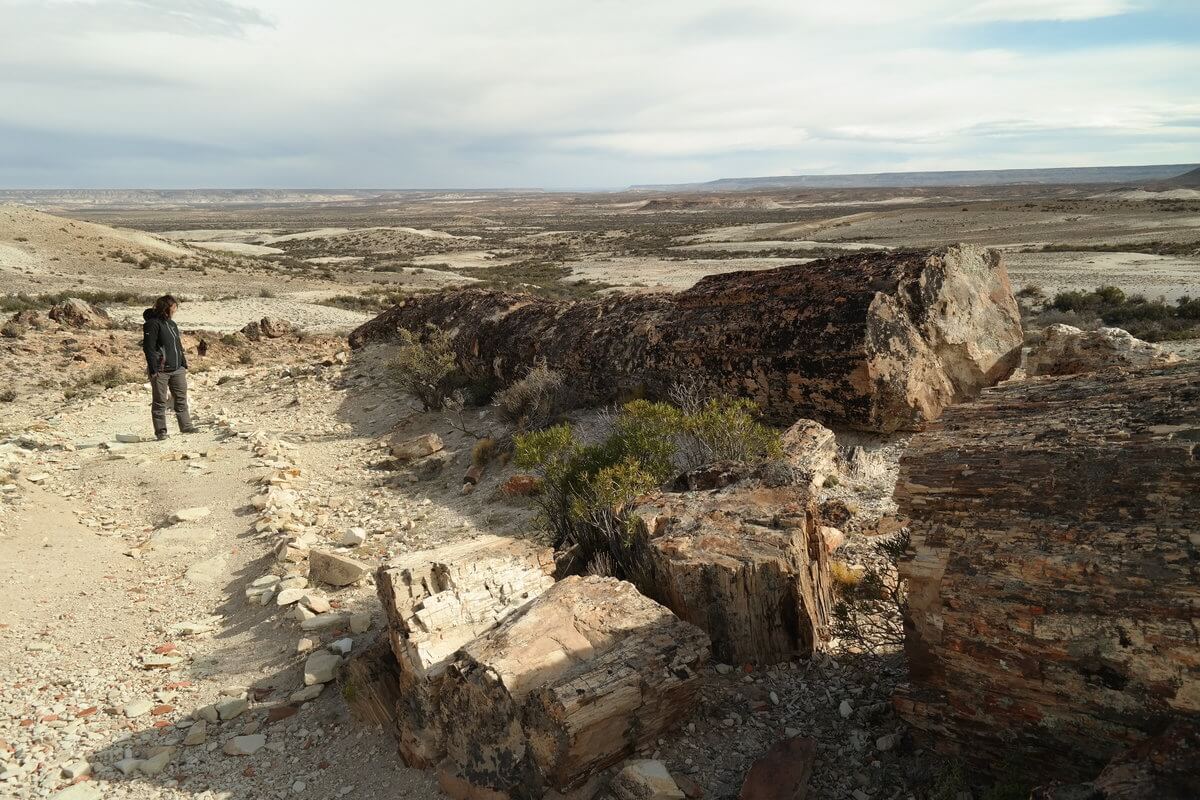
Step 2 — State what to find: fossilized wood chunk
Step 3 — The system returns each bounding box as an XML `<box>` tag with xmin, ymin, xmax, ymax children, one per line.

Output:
<box><xmin>894</xmin><ymin>362</ymin><xmax>1200</xmax><ymax>784</ymax></box>
<box><xmin>374</xmin><ymin>535</ymin><xmax>556</xmax><ymax>767</ymax></box>
<box><xmin>376</xmin><ymin>535</ymin><xmax>555</xmax><ymax>679</ymax></box>
<box><xmin>437</xmin><ymin>576</ymin><xmax>710</xmax><ymax>798</ymax></box>
<box><xmin>349</xmin><ymin>245</ymin><xmax>1022</xmax><ymax>432</ymax></box>
<box><xmin>638</xmin><ymin>485</ymin><xmax>831</xmax><ymax>664</ymax></box>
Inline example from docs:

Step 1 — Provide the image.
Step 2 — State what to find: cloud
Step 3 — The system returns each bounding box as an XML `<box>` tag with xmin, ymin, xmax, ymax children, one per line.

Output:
<box><xmin>0</xmin><ymin>0</ymin><xmax>1193</xmax><ymax>188</ymax></box>
<box><xmin>0</xmin><ymin>0</ymin><xmax>272</xmax><ymax>38</ymax></box>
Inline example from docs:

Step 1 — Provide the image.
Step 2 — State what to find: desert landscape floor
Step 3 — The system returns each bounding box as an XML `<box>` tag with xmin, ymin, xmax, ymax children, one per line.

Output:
<box><xmin>1</xmin><ymin>339</ymin><xmax>913</xmax><ymax>800</ymax></box>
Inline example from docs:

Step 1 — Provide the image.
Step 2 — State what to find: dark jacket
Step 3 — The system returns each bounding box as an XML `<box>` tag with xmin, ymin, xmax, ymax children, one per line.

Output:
<box><xmin>142</xmin><ymin>308</ymin><xmax>188</xmax><ymax>374</ymax></box>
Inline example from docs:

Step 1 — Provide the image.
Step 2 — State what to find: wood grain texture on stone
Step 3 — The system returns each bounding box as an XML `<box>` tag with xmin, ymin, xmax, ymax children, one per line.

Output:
<box><xmin>638</xmin><ymin>484</ymin><xmax>831</xmax><ymax>664</ymax></box>
<box><xmin>894</xmin><ymin>362</ymin><xmax>1200</xmax><ymax>783</ymax></box>
<box><xmin>349</xmin><ymin>245</ymin><xmax>1022</xmax><ymax>432</ymax></box>
<box><xmin>437</xmin><ymin>576</ymin><xmax>710</xmax><ymax>798</ymax></box>
<box><xmin>374</xmin><ymin>535</ymin><xmax>555</xmax><ymax>767</ymax></box>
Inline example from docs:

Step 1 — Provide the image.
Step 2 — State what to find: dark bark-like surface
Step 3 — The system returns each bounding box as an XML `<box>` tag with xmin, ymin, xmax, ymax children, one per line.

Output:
<box><xmin>349</xmin><ymin>245</ymin><xmax>1022</xmax><ymax>431</ymax></box>
<box><xmin>894</xmin><ymin>362</ymin><xmax>1200</xmax><ymax>783</ymax></box>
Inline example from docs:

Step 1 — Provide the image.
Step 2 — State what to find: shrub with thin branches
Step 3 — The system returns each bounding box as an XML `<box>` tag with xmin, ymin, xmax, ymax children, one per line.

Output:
<box><xmin>389</xmin><ymin>326</ymin><xmax>459</xmax><ymax>411</ymax></box>
<box><xmin>494</xmin><ymin>361</ymin><xmax>565</xmax><ymax>433</ymax></box>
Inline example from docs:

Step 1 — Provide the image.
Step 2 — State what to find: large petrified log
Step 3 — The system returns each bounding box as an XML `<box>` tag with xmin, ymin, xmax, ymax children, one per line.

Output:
<box><xmin>893</xmin><ymin>362</ymin><xmax>1200</xmax><ymax>783</ymax></box>
<box><xmin>349</xmin><ymin>245</ymin><xmax>1022</xmax><ymax>432</ymax></box>
<box><xmin>637</xmin><ymin>483</ymin><xmax>832</xmax><ymax>664</ymax></box>
<box><xmin>375</xmin><ymin>535</ymin><xmax>555</xmax><ymax>767</ymax></box>
<box><xmin>437</xmin><ymin>576</ymin><xmax>710</xmax><ymax>798</ymax></box>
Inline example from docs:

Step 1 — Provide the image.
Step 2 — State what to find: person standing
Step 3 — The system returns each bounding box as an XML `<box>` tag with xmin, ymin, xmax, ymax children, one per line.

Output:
<box><xmin>142</xmin><ymin>294</ymin><xmax>196</xmax><ymax>440</ymax></box>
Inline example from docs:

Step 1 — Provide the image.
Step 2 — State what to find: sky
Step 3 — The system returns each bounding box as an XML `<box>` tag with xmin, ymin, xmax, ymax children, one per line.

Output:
<box><xmin>0</xmin><ymin>0</ymin><xmax>1197</xmax><ymax>189</ymax></box>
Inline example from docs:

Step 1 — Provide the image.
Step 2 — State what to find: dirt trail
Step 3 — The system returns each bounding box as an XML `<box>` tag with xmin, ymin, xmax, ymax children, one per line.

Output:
<box><xmin>0</xmin><ymin>368</ymin><xmax>436</xmax><ymax>800</ymax></box>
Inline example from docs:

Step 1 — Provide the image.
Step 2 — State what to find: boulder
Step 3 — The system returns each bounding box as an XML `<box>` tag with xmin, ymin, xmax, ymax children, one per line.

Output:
<box><xmin>308</xmin><ymin>549</ymin><xmax>368</xmax><ymax>586</ymax></box>
<box><xmin>259</xmin><ymin>316</ymin><xmax>293</xmax><ymax>338</ymax></box>
<box><xmin>894</xmin><ymin>362</ymin><xmax>1200</xmax><ymax>783</ymax></box>
<box><xmin>1027</xmin><ymin>324</ymin><xmax>1181</xmax><ymax>376</ymax></box>
<box><xmin>637</xmin><ymin>484</ymin><xmax>831</xmax><ymax>664</ymax></box>
<box><xmin>389</xmin><ymin>432</ymin><xmax>444</xmax><ymax>461</ymax></box>
<box><xmin>47</xmin><ymin>298</ymin><xmax>112</xmax><ymax>329</ymax></box>
<box><xmin>779</xmin><ymin>419</ymin><xmax>837</xmax><ymax>489</ymax></box>
<box><xmin>349</xmin><ymin>245</ymin><xmax>1022</xmax><ymax>432</ymax></box>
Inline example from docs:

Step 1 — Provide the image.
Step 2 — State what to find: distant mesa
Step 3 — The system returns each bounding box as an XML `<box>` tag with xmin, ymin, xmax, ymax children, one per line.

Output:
<box><xmin>1158</xmin><ymin>165</ymin><xmax>1200</xmax><ymax>188</ymax></box>
<box><xmin>633</xmin><ymin>163</ymin><xmax>1200</xmax><ymax>192</ymax></box>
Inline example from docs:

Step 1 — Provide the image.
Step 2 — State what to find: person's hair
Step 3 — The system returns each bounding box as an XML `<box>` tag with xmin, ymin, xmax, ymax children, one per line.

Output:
<box><xmin>152</xmin><ymin>294</ymin><xmax>179</xmax><ymax>319</ymax></box>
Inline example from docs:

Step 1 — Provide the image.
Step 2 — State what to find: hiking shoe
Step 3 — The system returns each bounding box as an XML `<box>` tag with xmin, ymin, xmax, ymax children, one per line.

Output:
<box><xmin>156</xmin><ymin>432</ymin><xmax>169</xmax><ymax>441</ymax></box>
<box><xmin>180</xmin><ymin>427</ymin><xmax>198</xmax><ymax>434</ymax></box>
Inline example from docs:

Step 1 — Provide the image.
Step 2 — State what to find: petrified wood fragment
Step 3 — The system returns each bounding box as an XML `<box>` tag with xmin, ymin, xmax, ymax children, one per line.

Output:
<box><xmin>637</xmin><ymin>484</ymin><xmax>832</xmax><ymax>664</ymax></box>
<box><xmin>894</xmin><ymin>362</ymin><xmax>1200</xmax><ymax>783</ymax></box>
<box><xmin>349</xmin><ymin>245</ymin><xmax>1022</xmax><ymax>432</ymax></box>
<box><xmin>374</xmin><ymin>535</ymin><xmax>555</xmax><ymax>766</ymax></box>
<box><xmin>437</xmin><ymin>576</ymin><xmax>710</xmax><ymax>798</ymax></box>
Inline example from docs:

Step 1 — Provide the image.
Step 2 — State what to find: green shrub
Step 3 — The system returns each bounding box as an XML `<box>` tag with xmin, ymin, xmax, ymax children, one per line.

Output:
<box><xmin>514</xmin><ymin>395</ymin><xmax>781</xmax><ymax>582</ymax></box>
<box><xmin>389</xmin><ymin>326</ymin><xmax>459</xmax><ymax>411</ymax></box>
<box><xmin>1043</xmin><ymin>285</ymin><xmax>1200</xmax><ymax>341</ymax></box>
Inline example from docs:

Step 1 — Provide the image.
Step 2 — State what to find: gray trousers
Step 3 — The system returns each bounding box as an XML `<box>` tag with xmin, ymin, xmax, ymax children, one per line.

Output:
<box><xmin>151</xmin><ymin>368</ymin><xmax>192</xmax><ymax>435</ymax></box>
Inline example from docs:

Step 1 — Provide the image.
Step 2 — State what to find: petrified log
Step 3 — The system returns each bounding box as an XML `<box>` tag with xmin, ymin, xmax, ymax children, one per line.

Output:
<box><xmin>437</xmin><ymin>576</ymin><xmax>710</xmax><ymax>798</ymax></box>
<box><xmin>349</xmin><ymin>245</ymin><xmax>1022</xmax><ymax>432</ymax></box>
<box><xmin>375</xmin><ymin>535</ymin><xmax>555</xmax><ymax>766</ymax></box>
<box><xmin>637</xmin><ymin>484</ymin><xmax>831</xmax><ymax>664</ymax></box>
<box><xmin>893</xmin><ymin>362</ymin><xmax>1200</xmax><ymax>783</ymax></box>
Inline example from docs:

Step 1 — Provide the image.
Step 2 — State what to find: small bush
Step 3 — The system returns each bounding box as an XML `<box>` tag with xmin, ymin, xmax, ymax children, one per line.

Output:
<box><xmin>389</xmin><ymin>326</ymin><xmax>459</xmax><ymax>411</ymax></box>
<box><xmin>1043</xmin><ymin>285</ymin><xmax>1200</xmax><ymax>341</ymax></box>
<box><xmin>472</xmin><ymin>437</ymin><xmax>497</xmax><ymax>467</ymax></box>
<box><xmin>515</xmin><ymin>395</ymin><xmax>782</xmax><ymax>584</ymax></box>
<box><xmin>495</xmin><ymin>361</ymin><xmax>566</xmax><ymax>434</ymax></box>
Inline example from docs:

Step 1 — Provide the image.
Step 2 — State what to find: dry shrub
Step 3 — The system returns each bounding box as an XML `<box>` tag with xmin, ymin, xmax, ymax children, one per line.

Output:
<box><xmin>389</xmin><ymin>326</ymin><xmax>459</xmax><ymax>411</ymax></box>
<box><xmin>495</xmin><ymin>361</ymin><xmax>565</xmax><ymax>433</ymax></box>
<box><xmin>471</xmin><ymin>437</ymin><xmax>497</xmax><ymax>467</ymax></box>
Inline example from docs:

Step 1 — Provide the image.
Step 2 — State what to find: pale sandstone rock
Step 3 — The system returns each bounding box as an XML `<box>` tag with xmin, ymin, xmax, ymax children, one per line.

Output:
<box><xmin>389</xmin><ymin>433</ymin><xmax>444</xmax><ymax>461</ymax></box>
<box><xmin>223</xmin><ymin>734</ymin><xmax>266</xmax><ymax>756</ymax></box>
<box><xmin>309</xmin><ymin>549</ymin><xmax>368</xmax><ymax>586</ymax></box>
<box><xmin>1027</xmin><ymin>324</ymin><xmax>1181</xmax><ymax>376</ymax></box>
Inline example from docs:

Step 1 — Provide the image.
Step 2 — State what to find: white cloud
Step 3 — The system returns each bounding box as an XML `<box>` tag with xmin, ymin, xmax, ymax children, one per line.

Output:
<box><xmin>0</xmin><ymin>0</ymin><xmax>1193</xmax><ymax>187</ymax></box>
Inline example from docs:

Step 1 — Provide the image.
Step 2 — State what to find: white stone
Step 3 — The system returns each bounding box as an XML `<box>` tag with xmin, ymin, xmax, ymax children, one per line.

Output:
<box><xmin>290</xmin><ymin>684</ymin><xmax>324</xmax><ymax>703</ymax></box>
<box><xmin>330</xmin><ymin>638</ymin><xmax>353</xmax><ymax>655</ymax></box>
<box><xmin>341</xmin><ymin>527</ymin><xmax>367</xmax><ymax>547</ymax></box>
<box><xmin>611</xmin><ymin>760</ymin><xmax>685</xmax><ymax>800</ymax></box>
<box><xmin>139</xmin><ymin>749</ymin><xmax>173</xmax><ymax>776</ymax></box>
<box><xmin>300</xmin><ymin>612</ymin><xmax>348</xmax><ymax>632</ymax></box>
<box><xmin>275</xmin><ymin>587</ymin><xmax>306</xmax><ymax>606</ymax></box>
<box><xmin>123</xmin><ymin>699</ymin><xmax>153</xmax><ymax>718</ymax></box>
<box><xmin>184</xmin><ymin>719</ymin><xmax>208</xmax><ymax>746</ymax></box>
<box><xmin>349</xmin><ymin>611</ymin><xmax>371</xmax><ymax>634</ymax></box>
<box><xmin>51</xmin><ymin>784</ymin><xmax>104</xmax><ymax>800</ymax></box>
<box><xmin>60</xmin><ymin>760</ymin><xmax>91</xmax><ymax>780</ymax></box>
<box><xmin>303</xmin><ymin>651</ymin><xmax>341</xmax><ymax>685</ymax></box>
<box><xmin>839</xmin><ymin>699</ymin><xmax>853</xmax><ymax>719</ymax></box>
<box><xmin>223</xmin><ymin>734</ymin><xmax>266</xmax><ymax>756</ymax></box>
<box><xmin>216</xmin><ymin>697</ymin><xmax>249</xmax><ymax>720</ymax></box>
<box><xmin>301</xmin><ymin>592</ymin><xmax>330</xmax><ymax>614</ymax></box>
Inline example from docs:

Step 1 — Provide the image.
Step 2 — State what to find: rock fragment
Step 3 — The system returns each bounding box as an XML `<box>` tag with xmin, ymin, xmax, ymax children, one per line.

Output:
<box><xmin>308</xmin><ymin>549</ymin><xmax>368</xmax><ymax>586</ymax></box>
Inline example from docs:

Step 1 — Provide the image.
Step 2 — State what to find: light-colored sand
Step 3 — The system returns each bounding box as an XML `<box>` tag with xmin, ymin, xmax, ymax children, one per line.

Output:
<box><xmin>107</xmin><ymin>296</ymin><xmax>372</xmax><ymax>333</ymax></box>
<box><xmin>306</xmin><ymin>255</ymin><xmax>365</xmax><ymax>264</ymax></box>
<box><xmin>412</xmin><ymin>250</ymin><xmax>517</xmax><ymax>269</ymax></box>
<box><xmin>1091</xmin><ymin>189</ymin><xmax>1200</xmax><ymax>201</ymax></box>
<box><xmin>187</xmin><ymin>240</ymin><xmax>284</xmax><ymax>256</ymax></box>
<box><xmin>670</xmin><ymin>240</ymin><xmax>890</xmax><ymax>253</ymax></box>
<box><xmin>159</xmin><ymin>228</ymin><xmax>278</xmax><ymax>243</ymax></box>
<box><xmin>569</xmin><ymin>255</ymin><xmax>803</xmax><ymax>291</ymax></box>
<box><xmin>681</xmin><ymin>213</ymin><xmax>880</xmax><ymax>244</ymax></box>
<box><xmin>1005</xmin><ymin>250</ymin><xmax>1200</xmax><ymax>303</ymax></box>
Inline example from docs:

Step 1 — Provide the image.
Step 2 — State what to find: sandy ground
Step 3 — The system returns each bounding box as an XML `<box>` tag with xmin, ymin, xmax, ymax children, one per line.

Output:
<box><xmin>1005</xmin><ymin>250</ymin><xmax>1200</xmax><ymax>303</ymax></box>
<box><xmin>106</xmin><ymin>298</ymin><xmax>372</xmax><ymax>334</ymax></box>
<box><xmin>569</xmin><ymin>255</ymin><xmax>801</xmax><ymax>290</ymax></box>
